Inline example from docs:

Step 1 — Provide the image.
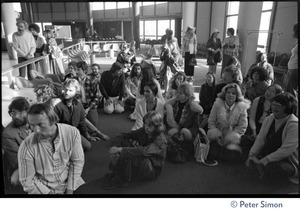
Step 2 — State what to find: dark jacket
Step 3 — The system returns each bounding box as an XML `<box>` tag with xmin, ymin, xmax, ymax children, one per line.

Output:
<box><xmin>199</xmin><ymin>82</ymin><xmax>216</xmax><ymax>115</ymax></box>
<box><xmin>121</xmin><ymin>128</ymin><xmax>167</xmax><ymax>168</ymax></box>
<box><xmin>54</xmin><ymin>98</ymin><xmax>89</xmax><ymax>138</ymax></box>
<box><xmin>2</xmin><ymin>122</ymin><xmax>31</xmax><ymax>170</ymax></box>
<box><xmin>99</xmin><ymin>70</ymin><xmax>125</xmax><ymax>100</ymax></box>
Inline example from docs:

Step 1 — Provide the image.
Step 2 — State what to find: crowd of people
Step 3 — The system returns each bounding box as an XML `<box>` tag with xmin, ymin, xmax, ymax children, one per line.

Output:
<box><xmin>2</xmin><ymin>20</ymin><xmax>298</xmax><ymax>194</ymax></box>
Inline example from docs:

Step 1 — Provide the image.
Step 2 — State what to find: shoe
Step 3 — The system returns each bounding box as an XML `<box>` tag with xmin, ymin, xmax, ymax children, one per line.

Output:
<box><xmin>203</xmin><ymin>159</ymin><xmax>218</xmax><ymax>166</ymax></box>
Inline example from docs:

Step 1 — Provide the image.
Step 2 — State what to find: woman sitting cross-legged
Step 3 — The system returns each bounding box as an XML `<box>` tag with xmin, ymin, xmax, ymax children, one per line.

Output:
<box><xmin>246</xmin><ymin>92</ymin><xmax>298</xmax><ymax>184</ymax></box>
<box><xmin>102</xmin><ymin>111</ymin><xmax>167</xmax><ymax>190</ymax></box>
<box><xmin>165</xmin><ymin>83</ymin><xmax>203</xmax><ymax>158</ymax></box>
<box><xmin>132</xmin><ymin>82</ymin><xmax>165</xmax><ymax>131</ymax></box>
<box><xmin>207</xmin><ymin>83</ymin><xmax>251</xmax><ymax>163</ymax></box>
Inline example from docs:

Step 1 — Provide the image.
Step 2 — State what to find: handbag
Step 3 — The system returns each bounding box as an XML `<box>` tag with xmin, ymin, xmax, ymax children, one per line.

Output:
<box><xmin>193</xmin><ymin>128</ymin><xmax>218</xmax><ymax>166</ymax></box>
<box><xmin>207</xmin><ymin>55</ymin><xmax>215</xmax><ymax>65</ymax></box>
<box><xmin>214</xmin><ymin>51</ymin><xmax>222</xmax><ymax>63</ymax></box>
<box><xmin>189</xmin><ymin>54</ymin><xmax>197</xmax><ymax>66</ymax></box>
<box><xmin>166</xmin><ymin>134</ymin><xmax>186</xmax><ymax>163</ymax></box>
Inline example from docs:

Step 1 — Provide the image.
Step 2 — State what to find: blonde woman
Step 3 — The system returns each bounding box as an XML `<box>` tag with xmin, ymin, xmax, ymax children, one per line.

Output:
<box><xmin>182</xmin><ymin>26</ymin><xmax>197</xmax><ymax>81</ymax></box>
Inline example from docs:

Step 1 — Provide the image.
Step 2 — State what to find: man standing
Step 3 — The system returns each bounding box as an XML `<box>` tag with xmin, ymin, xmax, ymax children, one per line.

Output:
<box><xmin>12</xmin><ymin>20</ymin><xmax>36</xmax><ymax>80</ymax></box>
<box><xmin>2</xmin><ymin>97</ymin><xmax>31</xmax><ymax>186</ymax></box>
<box><xmin>18</xmin><ymin>103</ymin><xmax>85</xmax><ymax>194</ymax></box>
<box><xmin>99</xmin><ymin>62</ymin><xmax>125</xmax><ymax>114</ymax></box>
<box><xmin>54</xmin><ymin>78</ymin><xmax>100</xmax><ymax>151</ymax></box>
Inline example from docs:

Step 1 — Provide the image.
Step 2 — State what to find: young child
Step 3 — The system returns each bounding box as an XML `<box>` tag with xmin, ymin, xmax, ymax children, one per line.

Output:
<box><xmin>103</xmin><ymin>111</ymin><xmax>167</xmax><ymax>189</ymax></box>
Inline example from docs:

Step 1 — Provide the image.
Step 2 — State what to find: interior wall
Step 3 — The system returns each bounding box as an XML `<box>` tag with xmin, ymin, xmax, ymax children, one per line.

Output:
<box><xmin>196</xmin><ymin>2</ymin><xmax>211</xmax><ymax>44</ymax></box>
<box><xmin>271</xmin><ymin>1</ymin><xmax>298</xmax><ymax>54</ymax></box>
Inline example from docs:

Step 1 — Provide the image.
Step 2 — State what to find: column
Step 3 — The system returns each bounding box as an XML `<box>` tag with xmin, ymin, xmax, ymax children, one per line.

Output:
<box><xmin>182</xmin><ymin>2</ymin><xmax>196</xmax><ymax>34</ymax></box>
<box><xmin>132</xmin><ymin>2</ymin><xmax>140</xmax><ymax>49</ymax></box>
<box><xmin>175</xmin><ymin>18</ymin><xmax>182</xmax><ymax>47</ymax></box>
<box><xmin>1</xmin><ymin>3</ymin><xmax>17</xmax><ymax>60</ymax></box>
<box><xmin>237</xmin><ymin>2</ymin><xmax>263</xmax><ymax>76</ymax></box>
<box><xmin>86</xmin><ymin>2</ymin><xmax>93</xmax><ymax>33</ymax></box>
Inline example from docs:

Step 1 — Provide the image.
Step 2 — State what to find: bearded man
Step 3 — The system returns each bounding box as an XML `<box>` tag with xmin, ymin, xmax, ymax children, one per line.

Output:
<box><xmin>2</xmin><ymin>97</ymin><xmax>32</xmax><ymax>186</ymax></box>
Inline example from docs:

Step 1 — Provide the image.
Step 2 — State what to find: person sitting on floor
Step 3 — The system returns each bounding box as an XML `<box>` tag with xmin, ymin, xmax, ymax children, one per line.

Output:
<box><xmin>132</xmin><ymin>82</ymin><xmax>165</xmax><ymax>131</ymax></box>
<box><xmin>18</xmin><ymin>103</ymin><xmax>85</xmax><ymax>194</ymax></box>
<box><xmin>99</xmin><ymin>62</ymin><xmax>126</xmax><ymax>115</ymax></box>
<box><xmin>64</xmin><ymin>61</ymin><xmax>78</xmax><ymax>81</ymax></box>
<box><xmin>257</xmin><ymin>52</ymin><xmax>274</xmax><ymax>86</ymax></box>
<box><xmin>249</xmin><ymin>84</ymin><xmax>283</xmax><ymax>138</ymax></box>
<box><xmin>246</xmin><ymin>92</ymin><xmax>298</xmax><ymax>184</ymax></box>
<box><xmin>221</xmin><ymin>55</ymin><xmax>243</xmax><ymax>85</ymax></box>
<box><xmin>129</xmin><ymin>66</ymin><xmax>165</xmax><ymax>120</ymax></box>
<box><xmin>76</xmin><ymin>62</ymin><xmax>102</xmax><ymax>128</ymax></box>
<box><xmin>102</xmin><ymin>111</ymin><xmax>167</xmax><ymax>190</ymax></box>
<box><xmin>245</xmin><ymin>66</ymin><xmax>269</xmax><ymax>102</ymax></box>
<box><xmin>165</xmin><ymin>71</ymin><xmax>187</xmax><ymax>99</ymax></box>
<box><xmin>207</xmin><ymin>83</ymin><xmax>251</xmax><ymax>163</ymax></box>
<box><xmin>241</xmin><ymin>84</ymin><xmax>284</xmax><ymax>157</ymax></box>
<box><xmin>54</xmin><ymin>79</ymin><xmax>101</xmax><ymax>151</ymax></box>
<box><xmin>2</xmin><ymin>97</ymin><xmax>31</xmax><ymax>187</ymax></box>
<box><xmin>36</xmin><ymin>80</ymin><xmax>109</xmax><ymax>142</ymax></box>
<box><xmin>165</xmin><ymin>83</ymin><xmax>203</xmax><ymax>158</ymax></box>
<box><xmin>124</xmin><ymin>63</ymin><xmax>142</xmax><ymax>111</ymax></box>
<box><xmin>199</xmin><ymin>72</ymin><xmax>216</xmax><ymax>131</ymax></box>
<box><xmin>213</xmin><ymin>64</ymin><xmax>241</xmax><ymax>102</ymax></box>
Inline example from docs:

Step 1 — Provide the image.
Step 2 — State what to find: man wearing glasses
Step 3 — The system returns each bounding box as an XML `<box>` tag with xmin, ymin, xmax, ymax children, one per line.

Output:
<box><xmin>2</xmin><ymin>97</ymin><xmax>32</xmax><ymax>187</ymax></box>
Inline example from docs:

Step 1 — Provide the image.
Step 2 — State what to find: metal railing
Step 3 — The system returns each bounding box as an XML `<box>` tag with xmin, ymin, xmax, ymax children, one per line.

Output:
<box><xmin>2</xmin><ymin>39</ymin><xmax>127</xmax><ymax>88</ymax></box>
<box><xmin>2</xmin><ymin>54</ymin><xmax>50</xmax><ymax>87</ymax></box>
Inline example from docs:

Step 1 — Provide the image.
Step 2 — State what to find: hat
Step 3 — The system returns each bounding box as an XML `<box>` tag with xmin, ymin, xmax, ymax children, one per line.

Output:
<box><xmin>211</xmin><ymin>28</ymin><xmax>220</xmax><ymax>35</ymax></box>
<box><xmin>187</xmin><ymin>26</ymin><xmax>196</xmax><ymax>31</ymax></box>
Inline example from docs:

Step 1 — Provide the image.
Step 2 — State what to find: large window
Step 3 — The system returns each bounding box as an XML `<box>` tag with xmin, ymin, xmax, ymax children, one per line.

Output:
<box><xmin>257</xmin><ymin>2</ymin><xmax>273</xmax><ymax>53</ymax></box>
<box><xmin>144</xmin><ymin>20</ymin><xmax>157</xmax><ymax>40</ymax></box>
<box><xmin>225</xmin><ymin>2</ymin><xmax>240</xmax><ymax>37</ymax></box>
<box><xmin>91</xmin><ymin>2</ymin><xmax>132</xmax><ymax>10</ymax></box>
<box><xmin>140</xmin><ymin>19</ymin><xmax>175</xmax><ymax>41</ymax></box>
<box><xmin>104</xmin><ymin>2</ymin><xmax>116</xmax><ymax>10</ymax></box>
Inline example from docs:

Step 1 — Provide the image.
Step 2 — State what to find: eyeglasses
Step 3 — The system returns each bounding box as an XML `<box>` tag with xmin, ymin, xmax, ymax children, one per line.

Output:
<box><xmin>9</xmin><ymin>110</ymin><xmax>27</xmax><ymax>117</ymax></box>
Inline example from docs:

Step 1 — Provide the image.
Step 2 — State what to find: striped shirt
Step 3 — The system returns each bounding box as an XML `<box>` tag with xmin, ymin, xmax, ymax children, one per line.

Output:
<box><xmin>18</xmin><ymin>123</ymin><xmax>85</xmax><ymax>194</ymax></box>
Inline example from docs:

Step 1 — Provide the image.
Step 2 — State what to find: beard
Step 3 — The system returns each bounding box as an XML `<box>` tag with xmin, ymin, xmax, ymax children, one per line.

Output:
<box><xmin>13</xmin><ymin>117</ymin><xmax>27</xmax><ymax>127</ymax></box>
<box><xmin>64</xmin><ymin>92</ymin><xmax>76</xmax><ymax>100</ymax></box>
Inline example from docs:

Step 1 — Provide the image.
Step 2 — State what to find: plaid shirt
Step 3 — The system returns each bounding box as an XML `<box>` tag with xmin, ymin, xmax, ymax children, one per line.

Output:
<box><xmin>82</xmin><ymin>74</ymin><xmax>101</xmax><ymax>109</ymax></box>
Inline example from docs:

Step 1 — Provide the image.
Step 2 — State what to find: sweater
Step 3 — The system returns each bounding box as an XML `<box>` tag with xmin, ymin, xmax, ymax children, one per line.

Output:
<box><xmin>12</xmin><ymin>30</ymin><xmax>36</xmax><ymax>58</ymax></box>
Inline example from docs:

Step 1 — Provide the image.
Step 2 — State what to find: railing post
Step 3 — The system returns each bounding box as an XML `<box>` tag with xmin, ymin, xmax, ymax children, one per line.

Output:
<box><xmin>40</xmin><ymin>55</ymin><xmax>51</xmax><ymax>74</ymax></box>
